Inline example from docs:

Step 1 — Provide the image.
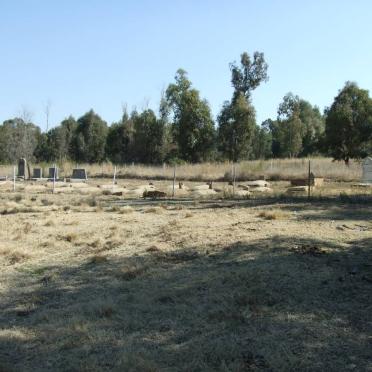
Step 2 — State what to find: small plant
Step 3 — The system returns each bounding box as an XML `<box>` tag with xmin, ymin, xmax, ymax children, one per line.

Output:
<box><xmin>117</xmin><ymin>265</ymin><xmax>148</xmax><ymax>281</ymax></box>
<box><xmin>257</xmin><ymin>209</ymin><xmax>291</xmax><ymax>220</ymax></box>
<box><xmin>90</xmin><ymin>255</ymin><xmax>108</xmax><ymax>264</ymax></box>
<box><xmin>83</xmin><ymin>197</ymin><xmax>97</xmax><ymax>207</ymax></box>
<box><xmin>23</xmin><ymin>222</ymin><xmax>32</xmax><ymax>233</ymax></box>
<box><xmin>144</xmin><ymin>207</ymin><xmax>163</xmax><ymax>214</ymax></box>
<box><xmin>41</xmin><ymin>199</ymin><xmax>53</xmax><ymax>206</ymax></box>
<box><xmin>14</xmin><ymin>194</ymin><xmax>23</xmax><ymax>203</ymax></box>
<box><xmin>146</xmin><ymin>245</ymin><xmax>161</xmax><ymax>253</ymax></box>
<box><xmin>108</xmin><ymin>205</ymin><xmax>120</xmax><ymax>212</ymax></box>
<box><xmin>98</xmin><ymin>305</ymin><xmax>114</xmax><ymax>318</ymax></box>
<box><xmin>59</xmin><ymin>233</ymin><xmax>78</xmax><ymax>243</ymax></box>
<box><xmin>119</xmin><ymin>206</ymin><xmax>134</xmax><ymax>214</ymax></box>
<box><xmin>0</xmin><ymin>249</ymin><xmax>30</xmax><ymax>265</ymax></box>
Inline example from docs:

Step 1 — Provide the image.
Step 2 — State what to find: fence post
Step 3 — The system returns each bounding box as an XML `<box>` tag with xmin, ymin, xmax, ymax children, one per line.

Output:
<box><xmin>52</xmin><ymin>163</ymin><xmax>56</xmax><ymax>194</ymax></box>
<box><xmin>232</xmin><ymin>163</ymin><xmax>236</xmax><ymax>197</ymax></box>
<box><xmin>113</xmin><ymin>165</ymin><xmax>117</xmax><ymax>192</ymax></box>
<box><xmin>308</xmin><ymin>160</ymin><xmax>311</xmax><ymax>200</ymax></box>
<box><xmin>172</xmin><ymin>165</ymin><xmax>176</xmax><ymax>198</ymax></box>
<box><xmin>13</xmin><ymin>166</ymin><xmax>16</xmax><ymax>192</ymax></box>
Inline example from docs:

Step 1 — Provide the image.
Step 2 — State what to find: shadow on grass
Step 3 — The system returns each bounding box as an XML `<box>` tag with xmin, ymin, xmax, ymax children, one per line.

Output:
<box><xmin>277</xmin><ymin>202</ymin><xmax>372</xmax><ymax>222</ymax></box>
<box><xmin>0</xmin><ymin>236</ymin><xmax>371</xmax><ymax>371</ymax></box>
<box><xmin>108</xmin><ymin>192</ymin><xmax>372</xmax><ymax>213</ymax></box>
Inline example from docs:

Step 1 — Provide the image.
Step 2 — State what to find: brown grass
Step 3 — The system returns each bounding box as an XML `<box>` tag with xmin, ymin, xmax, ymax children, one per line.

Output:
<box><xmin>119</xmin><ymin>206</ymin><xmax>134</xmax><ymax>214</ymax></box>
<box><xmin>146</xmin><ymin>245</ymin><xmax>162</xmax><ymax>253</ymax></box>
<box><xmin>144</xmin><ymin>207</ymin><xmax>163</xmax><ymax>214</ymax></box>
<box><xmin>0</xmin><ymin>180</ymin><xmax>371</xmax><ymax>371</ymax></box>
<box><xmin>257</xmin><ymin>209</ymin><xmax>291</xmax><ymax>220</ymax></box>
<box><xmin>0</xmin><ymin>248</ymin><xmax>30</xmax><ymax>265</ymax></box>
<box><xmin>0</xmin><ymin>157</ymin><xmax>362</xmax><ymax>182</ymax></box>
<box><xmin>59</xmin><ymin>233</ymin><xmax>78</xmax><ymax>243</ymax></box>
<box><xmin>117</xmin><ymin>265</ymin><xmax>148</xmax><ymax>281</ymax></box>
<box><xmin>89</xmin><ymin>255</ymin><xmax>108</xmax><ymax>264</ymax></box>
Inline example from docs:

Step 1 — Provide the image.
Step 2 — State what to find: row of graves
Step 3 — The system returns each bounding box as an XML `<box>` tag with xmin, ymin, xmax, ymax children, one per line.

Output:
<box><xmin>1</xmin><ymin>157</ymin><xmax>371</xmax><ymax>197</ymax></box>
<box><xmin>286</xmin><ymin>157</ymin><xmax>372</xmax><ymax>194</ymax></box>
<box><xmin>15</xmin><ymin>158</ymin><xmax>88</xmax><ymax>183</ymax></box>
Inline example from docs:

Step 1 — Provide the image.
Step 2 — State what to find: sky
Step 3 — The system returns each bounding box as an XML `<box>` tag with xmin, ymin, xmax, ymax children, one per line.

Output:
<box><xmin>1</xmin><ymin>0</ymin><xmax>372</xmax><ymax>131</ymax></box>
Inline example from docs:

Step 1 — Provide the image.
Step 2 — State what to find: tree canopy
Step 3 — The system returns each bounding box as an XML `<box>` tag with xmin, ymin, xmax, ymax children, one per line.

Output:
<box><xmin>164</xmin><ymin>69</ymin><xmax>216</xmax><ymax>162</ymax></box>
<box><xmin>218</xmin><ymin>51</ymin><xmax>268</xmax><ymax>161</ymax></box>
<box><xmin>71</xmin><ymin>110</ymin><xmax>108</xmax><ymax>163</ymax></box>
<box><xmin>1</xmin><ymin>53</ymin><xmax>371</xmax><ymax>165</ymax></box>
<box><xmin>0</xmin><ymin>118</ymin><xmax>40</xmax><ymax>163</ymax></box>
<box><xmin>325</xmin><ymin>82</ymin><xmax>372</xmax><ymax>163</ymax></box>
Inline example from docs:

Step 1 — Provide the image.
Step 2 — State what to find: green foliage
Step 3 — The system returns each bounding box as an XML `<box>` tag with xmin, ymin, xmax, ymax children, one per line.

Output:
<box><xmin>165</xmin><ymin>69</ymin><xmax>216</xmax><ymax>162</ymax></box>
<box><xmin>218</xmin><ymin>51</ymin><xmax>268</xmax><ymax>161</ymax></box>
<box><xmin>3</xmin><ymin>58</ymin><xmax>371</xmax><ymax>166</ymax></box>
<box><xmin>34</xmin><ymin>116</ymin><xmax>77</xmax><ymax>162</ymax></box>
<box><xmin>217</xmin><ymin>94</ymin><xmax>257</xmax><ymax>161</ymax></box>
<box><xmin>133</xmin><ymin>109</ymin><xmax>167</xmax><ymax>164</ymax></box>
<box><xmin>0</xmin><ymin>118</ymin><xmax>40</xmax><ymax>163</ymax></box>
<box><xmin>277</xmin><ymin>113</ymin><xmax>303</xmax><ymax>158</ymax></box>
<box><xmin>252</xmin><ymin>123</ymin><xmax>273</xmax><ymax>159</ymax></box>
<box><xmin>230</xmin><ymin>51</ymin><xmax>268</xmax><ymax>101</ymax></box>
<box><xmin>106</xmin><ymin>111</ymin><xmax>135</xmax><ymax>164</ymax></box>
<box><xmin>272</xmin><ymin>93</ymin><xmax>325</xmax><ymax>158</ymax></box>
<box><xmin>71</xmin><ymin>110</ymin><xmax>108</xmax><ymax>163</ymax></box>
<box><xmin>325</xmin><ymin>82</ymin><xmax>372</xmax><ymax>163</ymax></box>
<box><xmin>298</xmin><ymin>101</ymin><xmax>324</xmax><ymax>155</ymax></box>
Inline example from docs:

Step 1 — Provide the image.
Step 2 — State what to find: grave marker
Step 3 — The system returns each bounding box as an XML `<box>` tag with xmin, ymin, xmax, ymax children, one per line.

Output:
<box><xmin>48</xmin><ymin>167</ymin><xmax>58</xmax><ymax>180</ymax></box>
<box><xmin>32</xmin><ymin>168</ymin><xmax>43</xmax><ymax>179</ymax></box>
<box><xmin>17</xmin><ymin>158</ymin><xmax>27</xmax><ymax>178</ymax></box>
<box><xmin>362</xmin><ymin>157</ymin><xmax>372</xmax><ymax>183</ymax></box>
<box><xmin>71</xmin><ymin>168</ymin><xmax>88</xmax><ymax>180</ymax></box>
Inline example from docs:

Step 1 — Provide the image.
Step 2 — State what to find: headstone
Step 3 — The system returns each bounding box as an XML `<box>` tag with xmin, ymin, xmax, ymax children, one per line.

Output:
<box><xmin>49</xmin><ymin>167</ymin><xmax>58</xmax><ymax>180</ymax></box>
<box><xmin>362</xmin><ymin>157</ymin><xmax>372</xmax><ymax>183</ymax></box>
<box><xmin>71</xmin><ymin>168</ymin><xmax>88</xmax><ymax>180</ymax></box>
<box><xmin>32</xmin><ymin>168</ymin><xmax>43</xmax><ymax>179</ymax></box>
<box><xmin>17</xmin><ymin>158</ymin><xmax>26</xmax><ymax>178</ymax></box>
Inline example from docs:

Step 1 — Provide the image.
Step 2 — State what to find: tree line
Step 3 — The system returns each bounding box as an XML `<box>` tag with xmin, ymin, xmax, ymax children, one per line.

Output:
<box><xmin>1</xmin><ymin>51</ymin><xmax>371</xmax><ymax>165</ymax></box>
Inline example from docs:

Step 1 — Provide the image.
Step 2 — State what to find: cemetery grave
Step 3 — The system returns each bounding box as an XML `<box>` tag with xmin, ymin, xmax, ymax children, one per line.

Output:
<box><xmin>0</xmin><ymin>159</ymin><xmax>371</xmax><ymax>371</ymax></box>
<box><xmin>362</xmin><ymin>157</ymin><xmax>372</xmax><ymax>183</ymax></box>
<box><xmin>0</xmin><ymin>171</ymin><xmax>371</xmax><ymax>372</ymax></box>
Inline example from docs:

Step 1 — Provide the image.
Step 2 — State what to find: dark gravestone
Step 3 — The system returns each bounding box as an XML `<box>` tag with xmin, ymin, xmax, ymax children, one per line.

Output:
<box><xmin>18</xmin><ymin>158</ymin><xmax>27</xmax><ymax>178</ymax></box>
<box><xmin>32</xmin><ymin>168</ymin><xmax>43</xmax><ymax>179</ymax></box>
<box><xmin>72</xmin><ymin>168</ymin><xmax>88</xmax><ymax>180</ymax></box>
<box><xmin>49</xmin><ymin>167</ymin><xmax>58</xmax><ymax>180</ymax></box>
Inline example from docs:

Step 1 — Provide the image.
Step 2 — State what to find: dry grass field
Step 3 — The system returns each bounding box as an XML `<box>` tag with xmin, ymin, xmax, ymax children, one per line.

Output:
<box><xmin>0</xmin><ymin>178</ymin><xmax>371</xmax><ymax>371</ymax></box>
<box><xmin>0</xmin><ymin>157</ymin><xmax>363</xmax><ymax>182</ymax></box>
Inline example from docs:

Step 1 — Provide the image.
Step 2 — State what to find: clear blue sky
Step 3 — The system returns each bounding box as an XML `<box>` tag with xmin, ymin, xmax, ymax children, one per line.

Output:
<box><xmin>1</xmin><ymin>0</ymin><xmax>372</xmax><ymax>131</ymax></box>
